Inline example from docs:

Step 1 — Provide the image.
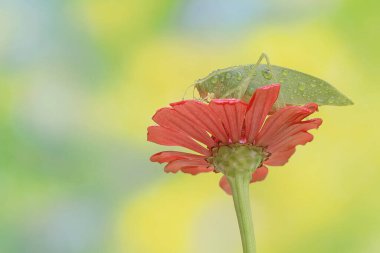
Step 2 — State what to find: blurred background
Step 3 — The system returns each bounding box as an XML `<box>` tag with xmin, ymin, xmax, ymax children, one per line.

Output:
<box><xmin>1</xmin><ymin>0</ymin><xmax>379</xmax><ymax>252</ymax></box>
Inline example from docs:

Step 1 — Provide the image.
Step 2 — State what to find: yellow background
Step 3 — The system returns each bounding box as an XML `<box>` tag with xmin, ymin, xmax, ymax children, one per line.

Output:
<box><xmin>1</xmin><ymin>0</ymin><xmax>379</xmax><ymax>252</ymax></box>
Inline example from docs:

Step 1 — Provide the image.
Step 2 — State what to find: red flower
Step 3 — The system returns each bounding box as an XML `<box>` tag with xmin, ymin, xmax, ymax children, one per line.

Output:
<box><xmin>147</xmin><ymin>84</ymin><xmax>322</xmax><ymax>194</ymax></box>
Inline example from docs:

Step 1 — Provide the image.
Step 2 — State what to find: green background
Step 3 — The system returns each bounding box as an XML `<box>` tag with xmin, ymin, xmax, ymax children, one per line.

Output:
<box><xmin>1</xmin><ymin>0</ymin><xmax>379</xmax><ymax>252</ymax></box>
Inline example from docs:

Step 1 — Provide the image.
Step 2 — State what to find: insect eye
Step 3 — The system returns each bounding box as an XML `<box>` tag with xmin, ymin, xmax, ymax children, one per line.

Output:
<box><xmin>211</xmin><ymin>75</ymin><xmax>219</xmax><ymax>84</ymax></box>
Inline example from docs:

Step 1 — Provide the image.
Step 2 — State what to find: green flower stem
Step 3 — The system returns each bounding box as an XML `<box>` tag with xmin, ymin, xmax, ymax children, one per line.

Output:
<box><xmin>227</xmin><ymin>173</ymin><xmax>256</xmax><ymax>253</ymax></box>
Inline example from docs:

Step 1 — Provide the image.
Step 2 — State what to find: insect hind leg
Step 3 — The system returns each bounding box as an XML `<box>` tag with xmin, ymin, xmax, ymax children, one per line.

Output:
<box><xmin>255</xmin><ymin>52</ymin><xmax>271</xmax><ymax>67</ymax></box>
<box><xmin>234</xmin><ymin>53</ymin><xmax>272</xmax><ymax>99</ymax></box>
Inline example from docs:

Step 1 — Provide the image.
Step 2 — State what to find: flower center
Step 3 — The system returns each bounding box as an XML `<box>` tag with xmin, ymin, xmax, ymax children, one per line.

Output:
<box><xmin>210</xmin><ymin>144</ymin><xmax>266</xmax><ymax>177</ymax></box>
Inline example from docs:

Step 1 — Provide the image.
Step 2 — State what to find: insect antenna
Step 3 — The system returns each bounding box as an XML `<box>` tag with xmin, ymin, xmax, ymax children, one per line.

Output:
<box><xmin>182</xmin><ymin>83</ymin><xmax>197</xmax><ymax>100</ymax></box>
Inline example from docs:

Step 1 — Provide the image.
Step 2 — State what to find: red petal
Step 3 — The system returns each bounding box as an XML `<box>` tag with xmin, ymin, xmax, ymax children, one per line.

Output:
<box><xmin>264</xmin><ymin>118</ymin><xmax>322</xmax><ymax>149</ymax></box>
<box><xmin>261</xmin><ymin>113</ymin><xmax>320</xmax><ymax>165</ymax></box>
<box><xmin>171</xmin><ymin>100</ymin><xmax>229</xmax><ymax>143</ymax></box>
<box><xmin>256</xmin><ymin>103</ymin><xmax>321</xmax><ymax>160</ymax></box>
<box><xmin>150</xmin><ymin>151</ymin><xmax>206</xmax><ymax>163</ymax></box>
<box><xmin>219</xmin><ymin>176</ymin><xmax>232</xmax><ymax>195</ymax></box>
<box><xmin>209</xmin><ymin>99</ymin><xmax>247</xmax><ymax>143</ymax></box>
<box><xmin>245</xmin><ymin>84</ymin><xmax>280</xmax><ymax>143</ymax></box>
<box><xmin>268</xmin><ymin>132</ymin><xmax>314</xmax><ymax>153</ymax></box>
<box><xmin>181</xmin><ymin>166</ymin><xmax>214</xmax><ymax>175</ymax></box>
<box><xmin>256</xmin><ymin>103</ymin><xmax>319</xmax><ymax>147</ymax></box>
<box><xmin>153</xmin><ymin>108</ymin><xmax>215</xmax><ymax>148</ymax></box>
<box><xmin>147</xmin><ymin>126</ymin><xmax>210</xmax><ymax>155</ymax></box>
<box><xmin>164</xmin><ymin>159</ymin><xmax>210</xmax><ymax>174</ymax></box>
<box><xmin>251</xmin><ymin>166</ymin><xmax>269</xmax><ymax>182</ymax></box>
<box><xmin>151</xmin><ymin>151</ymin><xmax>212</xmax><ymax>175</ymax></box>
<box><xmin>264</xmin><ymin>148</ymin><xmax>296</xmax><ymax>166</ymax></box>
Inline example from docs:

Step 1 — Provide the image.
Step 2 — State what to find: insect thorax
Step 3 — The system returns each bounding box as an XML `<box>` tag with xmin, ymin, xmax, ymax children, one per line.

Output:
<box><xmin>195</xmin><ymin>64</ymin><xmax>256</xmax><ymax>101</ymax></box>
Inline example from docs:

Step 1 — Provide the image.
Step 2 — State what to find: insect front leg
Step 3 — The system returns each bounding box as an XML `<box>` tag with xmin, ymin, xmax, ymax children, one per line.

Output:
<box><xmin>235</xmin><ymin>77</ymin><xmax>251</xmax><ymax>99</ymax></box>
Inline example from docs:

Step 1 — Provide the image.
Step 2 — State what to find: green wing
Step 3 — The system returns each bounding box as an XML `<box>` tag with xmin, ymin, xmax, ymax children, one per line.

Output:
<box><xmin>245</xmin><ymin>64</ymin><xmax>354</xmax><ymax>108</ymax></box>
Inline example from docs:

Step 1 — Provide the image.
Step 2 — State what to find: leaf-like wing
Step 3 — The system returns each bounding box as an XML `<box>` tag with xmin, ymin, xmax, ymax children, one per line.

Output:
<box><xmin>245</xmin><ymin>64</ymin><xmax>353</xmax><ymax>108</ymax></box>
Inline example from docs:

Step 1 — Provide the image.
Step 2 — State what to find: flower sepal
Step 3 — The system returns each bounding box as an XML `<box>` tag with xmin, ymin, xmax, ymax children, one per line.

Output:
<box><xmin>211</xmin><ymin>144</ymin><xmax>266</xmax><ymax>178</ymax></box>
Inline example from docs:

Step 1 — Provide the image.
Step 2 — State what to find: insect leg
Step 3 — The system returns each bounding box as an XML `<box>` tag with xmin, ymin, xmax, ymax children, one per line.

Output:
<box><xmin>255</xmin><ymin>52</ymin><xmax>271</xmax><ymax>67</ymax></box>
<box><xmin>219</xmin><ymin>77</ymin><xmax>250</xmax><ymax>99</ymax></box>
<box><xmin>235</xmin><ymin>76</ymin><xmax>251</xmax><ymax>98</ymax></box>
<box><xmin>248</xmin><ymin>53</ymin><xmax>272</xmax><ymax>77</ymax></box>
<box><xmin>231</xmin><ymin>53</ymin><xmax>272</xmax><ymax>99</ymax></box>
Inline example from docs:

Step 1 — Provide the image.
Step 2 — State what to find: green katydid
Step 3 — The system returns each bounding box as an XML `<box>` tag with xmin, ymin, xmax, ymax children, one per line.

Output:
<box><xmin>194</xmin><ymin>53</ymin><xmax>353</xmax><ymax>109</ymax></box>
